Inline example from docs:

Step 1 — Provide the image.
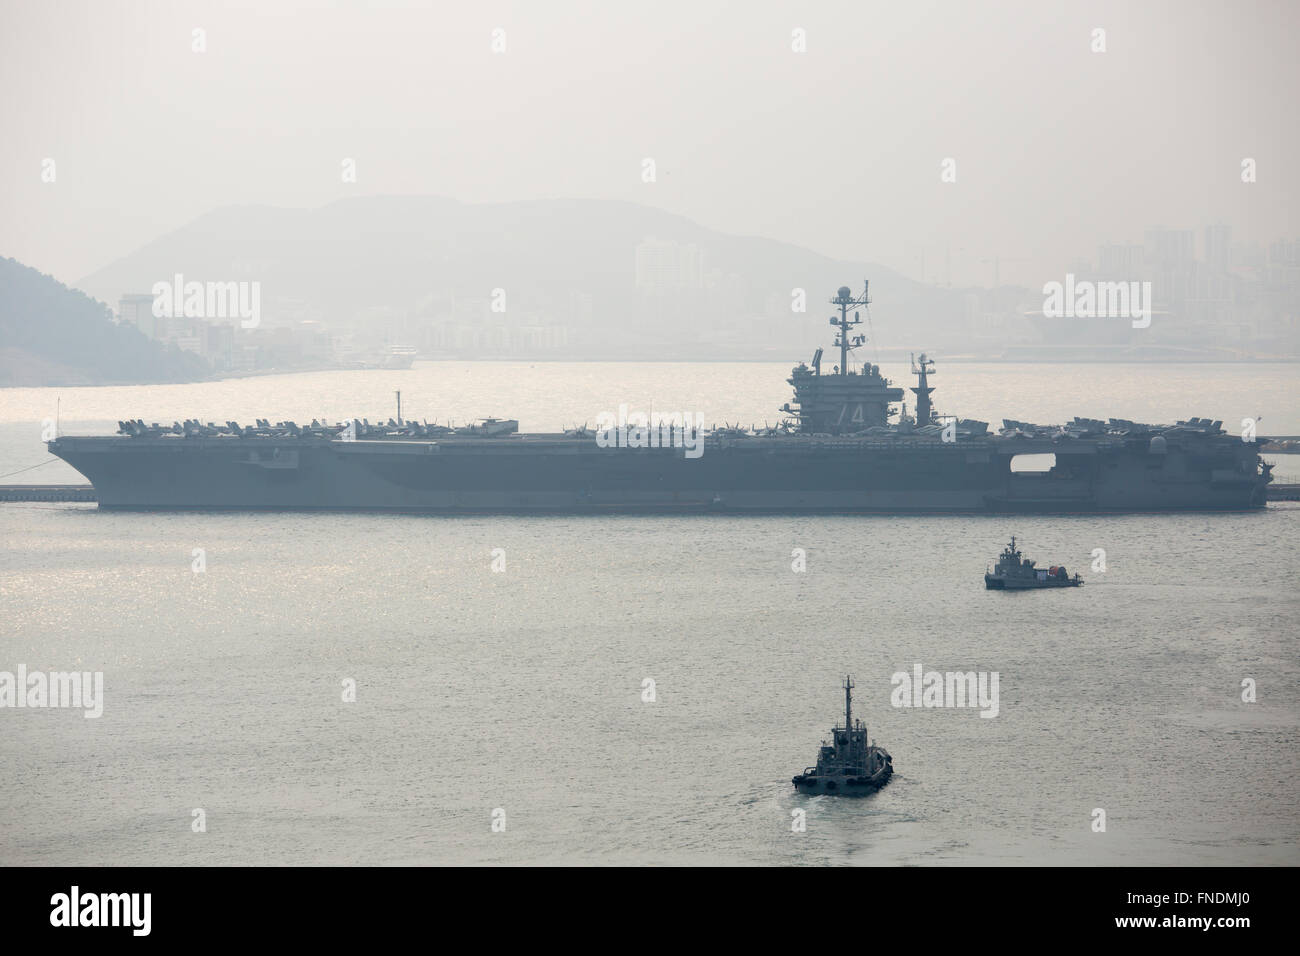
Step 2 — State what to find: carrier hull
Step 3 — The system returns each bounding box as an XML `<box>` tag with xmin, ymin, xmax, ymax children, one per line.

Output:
<box><xmin>47</xmin><ymin>432</ymin><xmax>1269</xmax><ymax>514</ymax></box>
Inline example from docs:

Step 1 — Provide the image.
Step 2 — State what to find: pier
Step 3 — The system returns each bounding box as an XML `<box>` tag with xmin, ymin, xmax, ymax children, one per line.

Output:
<box><xmin>1269</xmin><ymin>484</ymin><xmax>1300</xmax><ymax>502</ymax></box>
<box><xmin>0</xmin><ymin>484</ymin><xmax>97</xmax><ymax>502</ymax></box>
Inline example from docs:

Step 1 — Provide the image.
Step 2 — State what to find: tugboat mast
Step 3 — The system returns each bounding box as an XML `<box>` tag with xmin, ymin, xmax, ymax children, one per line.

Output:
<box><xmin>830</xmin><ymin>283</ymin><xmax>870</xmax><ymax>376</ymax></box>
<box><xmin>844</xmin><ymin>674</ymin><xmax>854</xmax><ymax>735</ymax></box>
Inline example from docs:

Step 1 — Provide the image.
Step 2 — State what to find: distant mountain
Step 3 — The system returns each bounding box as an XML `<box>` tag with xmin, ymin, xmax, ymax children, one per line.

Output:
<box><xmin>0</xmin><ymin>257</ymin><xmax>208</xmax><ymax>386</ymax></box>
<box><xmin>76</xmin><ymin>196</ymin><xmax>970</xmax><ymax>359</ymax></box>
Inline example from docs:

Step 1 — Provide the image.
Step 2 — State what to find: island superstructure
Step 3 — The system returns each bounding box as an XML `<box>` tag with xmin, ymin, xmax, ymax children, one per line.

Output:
<box><xmin>47</xmin><ymin>282</ymin><xmax>1273</xmax><ymax>513</ymax></box>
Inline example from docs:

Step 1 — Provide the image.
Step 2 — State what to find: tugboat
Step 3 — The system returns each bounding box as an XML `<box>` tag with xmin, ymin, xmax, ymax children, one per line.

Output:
<box><xmin>984</xmin><ymin>536</ymin><xmax>1082</xmax><ymax>589</ymax></box>
<box><xmin>791</xmin><ymin>676</ymin><xmax>893</xmax><ymax>796</ymax></box>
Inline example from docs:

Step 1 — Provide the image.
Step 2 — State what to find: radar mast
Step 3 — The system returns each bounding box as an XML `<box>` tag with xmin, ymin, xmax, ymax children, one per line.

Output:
<box><xmin>829</xmin><ymin>283</ymin><xmax>870</xmax><ymax>376</ymax></box>
<box><xmin>910</xmin><ymin>353</ymin><xmax>936</xmax><ymax>424</ymax></box>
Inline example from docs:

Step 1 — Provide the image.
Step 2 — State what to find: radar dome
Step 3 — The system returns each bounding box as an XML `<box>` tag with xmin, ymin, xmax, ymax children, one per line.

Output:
<box><xmin>837</xmin><ymin>286</ymin><xmax>852</xmax><ymax>299</ymax></box>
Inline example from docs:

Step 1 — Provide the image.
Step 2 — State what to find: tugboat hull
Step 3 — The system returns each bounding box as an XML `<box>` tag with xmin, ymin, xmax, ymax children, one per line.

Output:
<box><xmin>792</xmin><ymin>766</ymin><xmax>892</xmax><ymax>796</ymax></box>
<box><xmin>984</xmin><ymin>573</ymin><xmax>1082</xmax><ymax>590</ymax></box>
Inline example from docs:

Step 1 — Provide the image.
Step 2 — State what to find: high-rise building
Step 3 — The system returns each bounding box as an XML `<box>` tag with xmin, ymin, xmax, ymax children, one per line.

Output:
<box><xmin>1097</xmin><ymin>243</ymin><xmax>1143</xmax><ymax>277</ymax></box>
<box><xmin>635</xmin><ymin>238</ymin><xmax>704</xmax><ymax>290</ymax></box>
<box><xmin>118</xmin><ymin>293</ymin><xmax>159</xmax><ymax>338</ymax></box>
<box><xmin>1143</xmin><ymin>229</ymin><xmax>1195</xmax><ymax>271</ymax></box>
<box><xmin>1204</xmin><ymin>223</ymin><xmax>1231</xmax><ymax>272</ymax></box>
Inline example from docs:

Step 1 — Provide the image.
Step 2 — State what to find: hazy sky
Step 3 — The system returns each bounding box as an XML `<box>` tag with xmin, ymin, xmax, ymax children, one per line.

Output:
<box><xmin>2</xmin><ymin>0</ymin><xmax>1296</xmax><ymax>290</ymax></box>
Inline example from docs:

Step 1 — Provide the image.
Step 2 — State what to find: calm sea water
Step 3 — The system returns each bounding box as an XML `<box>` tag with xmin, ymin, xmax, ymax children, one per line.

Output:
<box><xmin>1</xmin><ymin>362</ymin><xmax>1297</xmax><ymax>865</ymax></box>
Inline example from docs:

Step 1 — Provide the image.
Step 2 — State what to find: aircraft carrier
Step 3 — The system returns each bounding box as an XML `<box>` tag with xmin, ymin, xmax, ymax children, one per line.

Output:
<box><xmin>46</xmin><ymin>283</ymin><xmax>1273</xmax><ymax>514</ymax></box>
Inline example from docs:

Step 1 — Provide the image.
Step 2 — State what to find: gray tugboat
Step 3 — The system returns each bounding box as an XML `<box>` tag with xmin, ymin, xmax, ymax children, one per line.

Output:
<box><xmin>984</xmin><ymin>536</ymin><xmax>1082</xmax><ymax>589</ymax></box>
<box><xmin>792</xmin><ymin>676</ymin><xmax>893</xmax><ymax>796</ymax></box>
